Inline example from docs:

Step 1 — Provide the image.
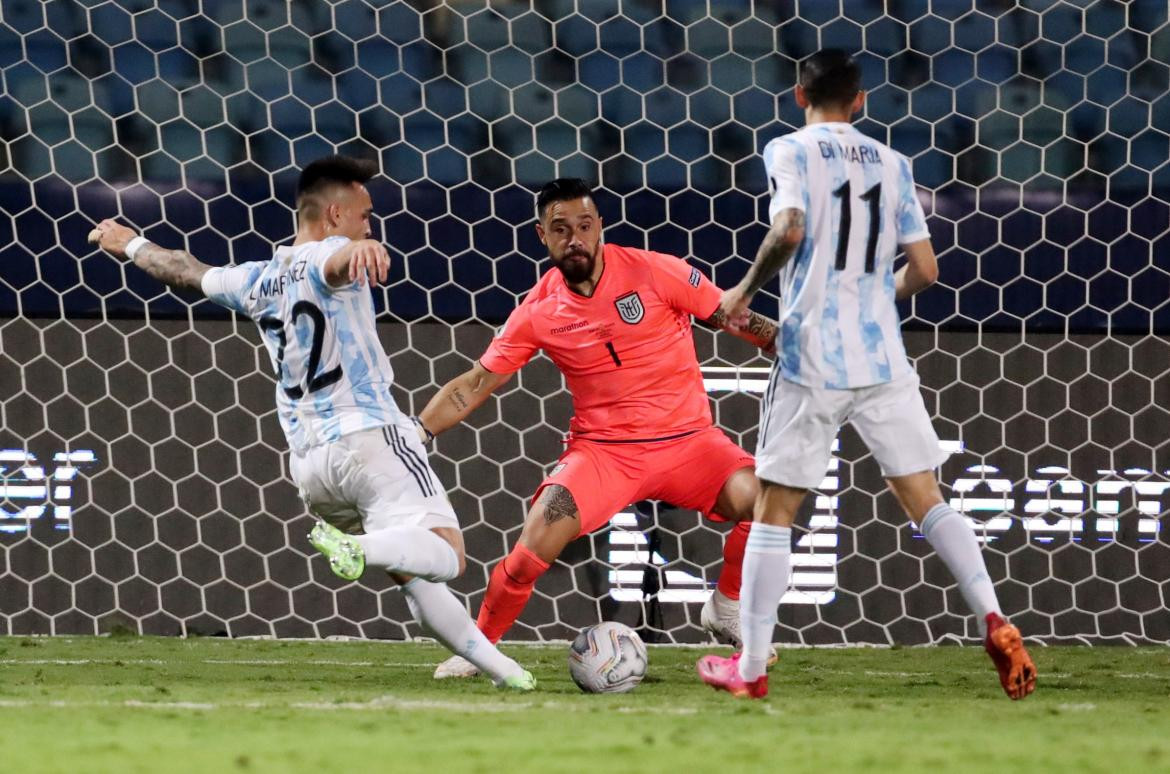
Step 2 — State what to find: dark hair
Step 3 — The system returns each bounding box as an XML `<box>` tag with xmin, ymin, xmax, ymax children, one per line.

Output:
<box><xmin>536</xmin><ymin>177</ymin><xmax>595</xmax><ymax>219</ymax></box>
<box><xmin>799</xmin><ymin>49</ymin><xmax>861</xmax><ymax>108</ymax></box>
<box><xmin>296</xmin><ymin>155</ymin><xmax>378</xmax><ymax>220</ymax></box>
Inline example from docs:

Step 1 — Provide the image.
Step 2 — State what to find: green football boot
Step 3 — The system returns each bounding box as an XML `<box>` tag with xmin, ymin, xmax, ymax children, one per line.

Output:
<box><xmin>307</xmin><ymin>520</ymin><xmax>365</xmax><ymax>581</ymax></box>
<box><xmin>497</xmin><ymin>669</ymin><xmax>537</xmax><ymax>692</ymax></box>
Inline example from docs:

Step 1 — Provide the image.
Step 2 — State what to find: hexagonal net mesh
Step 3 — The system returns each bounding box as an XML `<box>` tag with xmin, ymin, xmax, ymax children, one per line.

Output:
<box><xmin>1</xmin><ymin>0</ymin><xmax>1167</xmax><ymax>644</ymax></box>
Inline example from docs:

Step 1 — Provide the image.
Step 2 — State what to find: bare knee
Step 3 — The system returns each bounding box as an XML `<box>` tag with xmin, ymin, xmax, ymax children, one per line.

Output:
<box><xmin>716</xmin><ymin>467</ymin><xmax>760</xmax><ymax>521</ymax></box>
<box><xmin>885</xmin><ymin>470</ymin><xmax>945</xmax><ymax>524</ymax></box>
<box><xmin>755</xmin><ymin>479</ymin><xmax>806</xmax><ymax>527</ymax></box>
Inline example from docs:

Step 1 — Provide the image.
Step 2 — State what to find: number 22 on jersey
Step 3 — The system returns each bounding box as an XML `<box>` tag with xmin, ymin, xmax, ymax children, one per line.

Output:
<box><xmin>258</xmin><ymin>301</ymin><xmax>343</xmax><ymax>399</ymax></box>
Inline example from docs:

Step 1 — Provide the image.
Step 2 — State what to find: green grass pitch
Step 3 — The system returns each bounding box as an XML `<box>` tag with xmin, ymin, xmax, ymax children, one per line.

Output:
<box><xmin>1</xmin><ymin>636</ymin><xmax>1167</xmax><ymax>773</ymax></box>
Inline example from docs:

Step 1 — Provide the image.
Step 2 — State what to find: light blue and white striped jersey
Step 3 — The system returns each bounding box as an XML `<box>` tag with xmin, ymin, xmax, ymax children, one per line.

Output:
<box><xmin>201</xmin><ymin>236</ymin><xmax>410</xmax><ymax>452</ymax></box>
<box><xmin>762</xmin><ymin>122</ymin><xmax>931</xmax><ymax>389</ymax></box>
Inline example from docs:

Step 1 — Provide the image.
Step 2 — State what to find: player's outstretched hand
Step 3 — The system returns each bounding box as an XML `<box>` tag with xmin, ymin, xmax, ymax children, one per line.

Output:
<box><xmin>87</xmin><ymin>219</ymin><xmax>137</xmax><ymax>259</ymax></box>
<box><xmin>719</xmin><ymin>286</ymin><xmax>752</xmax><ymax>330</ymax></box>
<box><xmin>348</xmin><ymin>239</ymin><xmax>390</xmax><ymax>286</ymax></box>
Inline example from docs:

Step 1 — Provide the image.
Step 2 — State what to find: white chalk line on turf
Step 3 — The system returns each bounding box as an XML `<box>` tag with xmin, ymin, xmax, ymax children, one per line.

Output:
<box><xmin>4</xmin><ymin>660</ymin><xmax>1163</xmax><ymax>686</ymax></box>
<box><xmin>858</xmin><ymin>670</ymin><xmax>1163</xmax><ymax>681</ymax></box>
<box><xmin>861</xmin><ymin>669</ymin><xmax>1072</xmax><ymax>680</ymax></box>
<box><xmin>203</xmin><ymin>658</ymin><xmax>380</xmax><ymax>667</ymax></box>
<box><xmin>0</xmin><ymin>658</ymin><xmax>168</xmax><ymax>666</ymax></box>
<box><xmin>0</xmin><ymin>696</ymin><xmax>707</xmax><ymax>715</ymax></box>
<box><xmin>7</xmin><ymin>660</ymin><xmax>1164</xmax><ymax>682</ymax></box>
<box><xmin>1055</xmin><ymin>703</ymin><xmax>1096</xmax><ymax>712</ymax></box>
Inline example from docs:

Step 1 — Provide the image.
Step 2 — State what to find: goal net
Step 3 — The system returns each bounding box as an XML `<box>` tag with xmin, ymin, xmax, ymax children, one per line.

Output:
<box><xmin>1</xmin><ymin>0</ymin><xmax>1167</xmax><ymax>645</ymax></box>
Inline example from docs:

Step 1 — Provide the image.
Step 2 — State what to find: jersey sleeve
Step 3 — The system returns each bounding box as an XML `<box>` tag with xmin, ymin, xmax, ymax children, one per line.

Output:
<box><xmin>764</xmin><ymin>137</ymin><xmax>809</xmax><ymax>218</ymax></box>
<box><xmin>479</xmin><ymin>301</ymin><xmax>539</xmax><ymax>374</ymax></box>
<box><xmin>644</xmin><ymin>250</ymin><xmax>721</xmax><ymax>320</ymax></box>
<box><xmin>894</xmin><ymin>154</ymin><xmax>930</xmax><ymax>244</ymax></box>
<box><xmin>304</xmin><ymin>236</ymin><xmax>360</xmax><ymax>294</ymax></box>
<box><xmin>200</xmin><ymin>261</ymin><xmax>266</xmax><ymax>316</ymax></box>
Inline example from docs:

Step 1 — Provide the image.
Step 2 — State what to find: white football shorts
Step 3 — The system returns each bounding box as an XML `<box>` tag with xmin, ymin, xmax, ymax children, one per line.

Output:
<box><xmin>289</xmin><ymin>424</ymin><xmax>459</xmax><ymax>534</ymax></box>
<box><xmin>755</xmin><ymin>371</ymin><xmax>948</xmax><ymax>489</ymax></box>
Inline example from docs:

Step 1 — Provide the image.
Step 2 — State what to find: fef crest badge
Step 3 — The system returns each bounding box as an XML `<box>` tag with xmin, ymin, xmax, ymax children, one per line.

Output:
<box><xmin>614</xmin><ymin>291</ymin><xmax>644</xmax><ymax>324</ymax></box>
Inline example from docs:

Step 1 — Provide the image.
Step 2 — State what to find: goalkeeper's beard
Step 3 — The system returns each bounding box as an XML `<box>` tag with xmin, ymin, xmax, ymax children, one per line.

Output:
<box><xmin>555</xmin><ymin>245</ymin><xmax>598</xmax><ymax>284</ymax></box>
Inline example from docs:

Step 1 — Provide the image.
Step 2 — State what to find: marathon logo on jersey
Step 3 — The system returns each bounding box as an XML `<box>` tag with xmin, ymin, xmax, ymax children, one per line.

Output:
<box><xmin>551</xmin><ymin>320</ymin><xmax>590</xmax><ymax>335</ymax></box>
<box><xmin>688</xmin><ymin>267</ymin><xmax>702</xmax><ymax>288</ymax></box>
<box><xmin>614</xmin><ymin>292</ymin><xmax>644</xmax><ymax>324</ymax></box>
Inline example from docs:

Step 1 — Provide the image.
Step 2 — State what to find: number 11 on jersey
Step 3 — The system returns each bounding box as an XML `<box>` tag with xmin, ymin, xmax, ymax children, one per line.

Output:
<box><xmin>833</xmin><ymin>181</ymin><xmax>882</xmax><ymax>273</ymax></box>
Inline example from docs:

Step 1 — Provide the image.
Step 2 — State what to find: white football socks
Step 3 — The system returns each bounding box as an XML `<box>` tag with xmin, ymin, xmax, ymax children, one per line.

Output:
<box><xmin>919</xmin><ymin>503</ymin><xmax>1002</xmax><ymax>637</ymax></box>
<box><xmin>738</xmin><ymin>523</ymin><xmax>791</xmax><ymax>682</ymax></box>
<box><xmin>402</xmin><ymin>578</ymin><xmax>524</xmax><ymax>684</ymax></box>
<box><xmin>354</xmin><ymin>526</ymin><xmax>460</xmax><ymax>582</ymax></box>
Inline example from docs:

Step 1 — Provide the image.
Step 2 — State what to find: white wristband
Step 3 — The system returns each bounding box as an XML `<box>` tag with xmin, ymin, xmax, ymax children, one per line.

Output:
<box><xmin>125</xmin><ymin>236</ymin><xmax>151</xmax><ymax>260</ymax></box>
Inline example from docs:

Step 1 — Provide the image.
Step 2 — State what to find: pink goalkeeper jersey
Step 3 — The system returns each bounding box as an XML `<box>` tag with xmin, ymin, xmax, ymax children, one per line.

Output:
<box><xmin>480</xmin><ymin>243</ymin><xmax>721</xmax><ymax>441</ymax></box>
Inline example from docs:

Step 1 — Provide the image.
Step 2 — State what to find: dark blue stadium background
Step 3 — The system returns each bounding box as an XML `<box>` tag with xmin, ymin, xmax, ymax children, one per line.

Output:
<box><xmin>2</xmin><ymin>0</ymin><xmax>1167</xmax><ymax>332</ymax></box>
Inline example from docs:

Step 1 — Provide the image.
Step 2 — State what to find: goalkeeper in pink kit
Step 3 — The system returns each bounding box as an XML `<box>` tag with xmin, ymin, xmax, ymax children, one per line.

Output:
<box><xmin>415</xmin><ymin>178</ymin><xmax>779</xmax><ymax>678</ymax></box>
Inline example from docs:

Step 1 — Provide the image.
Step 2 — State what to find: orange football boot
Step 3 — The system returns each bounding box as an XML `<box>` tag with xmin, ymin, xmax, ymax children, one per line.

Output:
<box><xmin>984</xmin><ymin>612</ymin><xmax>1037</xmax><ymax>700</ymax></box>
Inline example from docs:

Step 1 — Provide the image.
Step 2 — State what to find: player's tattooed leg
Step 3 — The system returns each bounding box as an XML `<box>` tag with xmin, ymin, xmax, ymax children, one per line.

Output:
<box><xmin>539</xmin><ymin>484</ymin><xmax>579</xmax><ymax>525</ymax></box>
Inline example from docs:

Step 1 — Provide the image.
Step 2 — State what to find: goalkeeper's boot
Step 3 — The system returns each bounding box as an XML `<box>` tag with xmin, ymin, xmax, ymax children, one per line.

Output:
<box><xmin>495</xmin><ymin>669</ymin><xmax>537</xmax><ymax>692</ymax></box>
<box><xmin>433</xmin><ymin>654</ymin><xmax>481</xmax><ymax>679</ymax></box>
<box><xmin>984</xmin><ymin>613</ymin><xmax>1037</xmax><ymax>700</ymax></box>
<box><xmin>696</xmin><ymin>652</ymin><xmax>768</xmax><ymax>699</ymax></box>
<box><xmin>701</xmin><ymin>588</ymin><xmax>778</xmax><ymax>665</ymax></box>
<box><xmin>308</xmin><ymin>520</ymin><xmax>365</xmax><ymax>581</ymax></box>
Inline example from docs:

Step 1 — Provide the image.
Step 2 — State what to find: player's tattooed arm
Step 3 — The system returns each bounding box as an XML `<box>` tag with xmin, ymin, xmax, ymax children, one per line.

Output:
<box><xmin>538</xmin><ymin>485</ymin><xmax>579</xmax><ymax>525</ymax></box>
<box><xmin>130</xmin><ymin>243</ymin><xmax>213</xmax><ymax>291</ymax></box>
<box><xmin>447</xmin><ymin>386</ymin><xmax>470</xmax><ymax>412</ymax></box>
<box><xmin>718</xmin><ymin>208</ymin><xmax>805</xmax><ymax>326</ymax></box>
<box><xmin>741</xmin><ymin>208</ymin><xmax>805</xmax><ymax>296</ymax></box>
<box><xmin>702</xmin><ymin>307</ymin><xmax>778</xmax><ymax>353</ymax></box>
<box><xmin>417</xmin><ymin>361</ymin><xmax>513</xmax><ymax>442</ymax></box>
<box><xmin>89</xmin><ymin>218</ymin><xmax>212</xmax><ymax>291</ymax></box>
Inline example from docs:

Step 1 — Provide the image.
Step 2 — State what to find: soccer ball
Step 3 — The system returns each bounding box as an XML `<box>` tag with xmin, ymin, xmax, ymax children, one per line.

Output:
<box><xmin>567</xmin><ymin>621</ymin><xmax>648</xmax><ymax>693</ymax></box>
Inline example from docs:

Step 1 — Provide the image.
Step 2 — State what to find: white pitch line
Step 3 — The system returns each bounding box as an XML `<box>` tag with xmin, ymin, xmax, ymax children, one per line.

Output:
<box><xmin>123</xmin><ymin>700</ymin><xmax>219</xmax><ymax>710</ymax></box>
<box><xmin>1055</xmin><ymin>702</ymin><xmax>1096</xmax><ymax>712</ymax></box>
<box><xmin>203</xmin><ymin>659</ymin><xmax>380</xmax><ymax>667</ymax></box>
<box><xmin>5</xmin><ymin>660</ymin><xmax>1160</xmax><ymax>684</ymax></box>
<box><xmin>0</xmin><ymin>696</ymin><xmax>703</xmax><ymax>715</ymax></box>
<box><xmin>290</xmin><ymin>696</ymin><xmax>530</xmax><ymax>713</ymax></box>
<box><xmin>0</xmin><ymin>658</ymin><xmax>167</xmax><ymax>666</ymax></box>
<box><xmin>863</xmin><ymin>670</ymin><xmax>926</xmax><ymax>677</ymax></box>
<box><xmin>858</xmin><ymin>669</ymin><xmax>1073</xmax><ymax>680</ymax></box>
